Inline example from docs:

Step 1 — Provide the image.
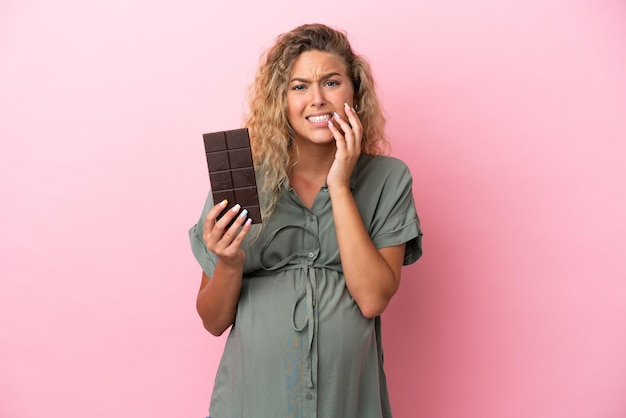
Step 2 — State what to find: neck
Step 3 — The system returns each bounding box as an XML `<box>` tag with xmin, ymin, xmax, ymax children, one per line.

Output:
<box><xmin>289</xmin><ymin>141</ymin><xmax>336</xmax><ymax>178</ymax></box>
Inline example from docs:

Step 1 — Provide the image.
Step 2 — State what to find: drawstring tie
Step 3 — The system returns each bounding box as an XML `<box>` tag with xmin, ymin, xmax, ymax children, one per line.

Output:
<box><xmin>259</xmin><ymin>225</ymin><xmax>341</xmax><ymax>389</ymax></box>
<box><xmin>291</xmin><ymin>266</ymin><xmax>321</xmax><ymax>388</ymax></box>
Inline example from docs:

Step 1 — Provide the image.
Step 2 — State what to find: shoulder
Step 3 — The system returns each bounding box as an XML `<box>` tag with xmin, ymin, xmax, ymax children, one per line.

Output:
<box><xmin>358</xmin><ymin>153</ymin><xmax>410</xmax><ymax>170</ymax></box>
<box><xmin>355</xmin><ymin>154</ymin><xmax>412</xmax><ymax>183</ymax></box>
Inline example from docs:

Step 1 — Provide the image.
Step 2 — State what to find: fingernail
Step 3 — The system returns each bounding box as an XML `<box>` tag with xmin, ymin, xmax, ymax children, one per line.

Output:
<box><xmin>245</xmin><ymin>218</ymin><xmax>253</xmax><ymax>226</ymax></box>
<box><xmin>239</xmin><ymin>209</ymin><xmax>248</xmax><ymax>219</ymax></box>
<box><xmin>333</xmin><ymin>111</ymin><xmax>341</xmax><ymax>119</ymax></box>
<box><xmin>344</xmin><ymin>102</ymin><xmax>350</xmax><ymax>110</ymax></box>
<box><xmin>328</xmin><ymin>120</ymin><xmax>334</xmax><ymax>128</ymax></box>
<box><xmin>231</xmin><ymin>203</ymin><xmax>241</xmax><ymax>212</ymax></box>
<box><xmin>220</xmin><ymin>199</ymin><xmax>228</xmax><ymax>206</ymax></box>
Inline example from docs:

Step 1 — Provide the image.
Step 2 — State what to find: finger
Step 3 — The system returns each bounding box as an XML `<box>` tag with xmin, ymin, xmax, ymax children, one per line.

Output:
<box><xmin>328</xmin><ymin>119</ymin><xmax>347</xmax><ymax>153</ymax></box>
<box><xmin>343</xmin><ymin>103</ymin><xmax>362</xmax><ymax>149</ymax></box>
<box><xmin>229</xmin><ymin>216</ymin><xmax>253</xmax><ymax>249</ymax></box>
<box><xmin>332</xmin><ymin>109</ymin><xmax>360</xmax><ymax>154</ymax></box>
<box><xmin>219</xmin><ymin>209</ymin><xmax>253</xmax><ymax>256</ymax></box>
<box><xmin>206</xmin><ymin>203</ymin><xmax>239</xmax><ymax>246</ymax></box>
<box><xmin>331</xmin><ymin>110</ymin><xmax>353</xmax><ymax>138</ymax></box>
<box><xmin>206</xmin><ymin>199</ymin><xmax>229</xmax><ymax>227</ymax></box>
<box><xmin>203</xmin><ymin>199</ymin><xmax>229</xmax><ymax>243</ymax></box>
<box><xmin>215</xmin><ymin>202</ymin><xmax>242</xmax><ymax>231</ymax></box>
<box><xmin>224</xmin><ymin>206</ymin><xmax>249</xmax><ymax>235</ymax></box>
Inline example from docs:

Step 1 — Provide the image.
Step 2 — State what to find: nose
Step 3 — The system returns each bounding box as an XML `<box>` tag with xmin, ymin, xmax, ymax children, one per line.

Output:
<box><xmin>310</xmin><ymin>84</ymin><xmax>326</xmax><ymax>107</ymax></box>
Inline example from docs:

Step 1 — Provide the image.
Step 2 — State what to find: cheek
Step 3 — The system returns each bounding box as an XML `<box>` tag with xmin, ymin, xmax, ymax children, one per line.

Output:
<box><xmin>286</xmin><ymin>96</ymin><xmax>303</xmax><ymax>119</ymax></box>
<box><xmin>286</xmin><ymin>106</ymin><xmax>298</xmax><ymax>129</ymax></box>
<box><xmin>342</xmin><ymin>86</ymin><xmax>355</xmax><ymax>102</ymax></box>
<box><xmin>286</xmin><ymin>101</ymin><xmax>295</xmax><ymax>119</ymax></box>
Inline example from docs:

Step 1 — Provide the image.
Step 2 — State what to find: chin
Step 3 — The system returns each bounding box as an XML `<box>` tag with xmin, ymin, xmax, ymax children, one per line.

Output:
<box><xmin>312</xmin><ymin>136</ymin><xmax>336</xmax><ymax>145</ymax></box>
<box><xmin>294</xmin><ymin>131</ymin><xmax>335</xmax><ymax>145</ymax></box>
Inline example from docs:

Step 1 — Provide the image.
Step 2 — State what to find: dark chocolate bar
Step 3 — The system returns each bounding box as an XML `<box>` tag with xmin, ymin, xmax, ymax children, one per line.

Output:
<box><xmin>202</xmin><ymin>128</ymin><xmax>262</xmax><ymax>224</ymax></box>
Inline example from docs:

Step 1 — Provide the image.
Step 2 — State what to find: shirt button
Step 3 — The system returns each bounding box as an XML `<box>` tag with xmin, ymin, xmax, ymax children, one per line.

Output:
<box><xmin>306</xmin><ymin>394</ymin><xmax>313</xmax><ymax>400</ymax></box>
<box><xmin>308</xmin><ymin>252</ymin><xmax>315</xmax><ymax>258</ymax></box>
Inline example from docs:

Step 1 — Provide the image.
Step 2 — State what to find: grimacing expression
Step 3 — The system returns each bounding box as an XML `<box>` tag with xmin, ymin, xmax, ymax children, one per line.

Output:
<box><xmin>286</xmin><ymin>50</ymin><xmax>355</xmax><ymax>147</ymax></box>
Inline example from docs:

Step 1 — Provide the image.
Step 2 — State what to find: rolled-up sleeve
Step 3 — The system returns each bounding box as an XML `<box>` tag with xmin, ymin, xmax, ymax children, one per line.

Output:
<box><xmin>368</xmin><ymin>160</ymin><xmax>423</xmax><ymax>265</ymax></box>
<box><xmin>188</xmin><ymin>192</ymin><xmax>219</xmax><ymax>276</ymax></box>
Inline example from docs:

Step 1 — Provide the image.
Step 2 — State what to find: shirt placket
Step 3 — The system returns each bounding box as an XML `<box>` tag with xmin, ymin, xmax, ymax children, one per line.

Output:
<box><xmin>302</xmin><ymin>209</ymin><xmax>319</xmax><ymax>418</ymax></box>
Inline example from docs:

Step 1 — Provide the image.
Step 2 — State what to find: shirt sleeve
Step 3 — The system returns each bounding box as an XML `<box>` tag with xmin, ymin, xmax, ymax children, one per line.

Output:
<box><xmin>369</xmin><ymin>158</ymin><xmax>423</xmax><ymax>266</ymax></box>
<box><xmin>188</xmin><ymin>192</ymin><xmax>219</xmax><ymax>276</ymax></box>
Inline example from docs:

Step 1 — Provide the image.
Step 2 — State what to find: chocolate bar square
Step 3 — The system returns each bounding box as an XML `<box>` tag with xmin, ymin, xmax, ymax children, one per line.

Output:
<box><xmin>202</xmin><ymin>128</ymin><xmax>262</xmax><ymax>224</ymax></box>
<box><xmin>231</xmin><ymin>167</ymin><xmax>256</xmax><ymax>188</ymax></box>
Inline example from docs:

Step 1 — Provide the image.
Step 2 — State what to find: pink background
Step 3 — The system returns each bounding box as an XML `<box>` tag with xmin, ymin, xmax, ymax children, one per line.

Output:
<box><xmin>1</xmin><ymin>0</ymin><xmax>625</xmax><ymax>417</ymax></box>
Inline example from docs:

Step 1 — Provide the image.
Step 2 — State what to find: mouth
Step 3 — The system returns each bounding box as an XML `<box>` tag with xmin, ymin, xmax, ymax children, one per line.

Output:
<box><xmin>306</xmin><ymin>114</ymin><xmax>332</xmax><ymax>123</ymax></box>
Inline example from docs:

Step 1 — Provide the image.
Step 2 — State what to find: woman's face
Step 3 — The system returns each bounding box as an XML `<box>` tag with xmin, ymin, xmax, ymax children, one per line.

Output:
<box><xmin>286</xmin><ymin>50</ymin><xmax>354</xmax><ymax>147</ymax></box>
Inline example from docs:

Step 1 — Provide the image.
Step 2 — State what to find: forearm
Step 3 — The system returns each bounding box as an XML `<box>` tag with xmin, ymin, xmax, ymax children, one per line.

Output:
<box><xmin>196</xmin><ymin>261</ymin><xmax>243</xmax><ymax>336</ymax></box>
<box><xmin>329</xmin><ymin>186</ymin><xmax>400</xmax><ymax>318</ymax></box>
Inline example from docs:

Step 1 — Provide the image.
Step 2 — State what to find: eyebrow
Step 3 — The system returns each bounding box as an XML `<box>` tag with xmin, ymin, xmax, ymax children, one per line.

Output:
<box><xmin>289</xmin><ymin>72</ymin><xmax>342</xmax><ymax>83</ymax></box>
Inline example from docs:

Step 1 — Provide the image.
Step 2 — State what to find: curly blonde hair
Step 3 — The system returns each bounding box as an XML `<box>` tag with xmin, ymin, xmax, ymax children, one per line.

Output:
<box><xmin>245</xmin><ymin>23</ymin><xmax>390</xmax><ymax>221</ymax></box>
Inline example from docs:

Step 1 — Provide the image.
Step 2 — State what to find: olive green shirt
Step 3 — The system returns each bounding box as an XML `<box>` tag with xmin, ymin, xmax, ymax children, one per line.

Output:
<box><xmin>189</xmin><ymin>154</ymin><xmax>422</xmax><ymax>418</ymax></box>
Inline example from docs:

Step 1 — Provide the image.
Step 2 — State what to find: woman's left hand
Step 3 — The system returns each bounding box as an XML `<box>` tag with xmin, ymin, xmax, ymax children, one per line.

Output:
<box><xmin>326</xmin><ymin>103</ymin><xmax>362</xmax><ymax>189</ymax></box>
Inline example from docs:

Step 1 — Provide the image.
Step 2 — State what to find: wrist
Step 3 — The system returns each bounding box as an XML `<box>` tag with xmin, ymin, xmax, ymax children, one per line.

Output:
<box><xmin>327</xmin><ymin>183</ymin><xmax>352</xmax><ymax>198</ymax></box>
<box><xmin>215</xmin><ymin>257</ymin><xmax>245</xmax><ymax>275</ymax></box>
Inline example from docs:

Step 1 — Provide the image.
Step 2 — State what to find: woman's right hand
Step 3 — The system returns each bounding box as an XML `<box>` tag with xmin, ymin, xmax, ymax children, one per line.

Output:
<box><xmin>203</xmin><ymin>199</ymin><xmax>253</xmax><ymax>267</ymax></box>
<box><xmin>197</xmin><ymin>199</ymin><xmax>251</xmax><ymax>336</ymax></box>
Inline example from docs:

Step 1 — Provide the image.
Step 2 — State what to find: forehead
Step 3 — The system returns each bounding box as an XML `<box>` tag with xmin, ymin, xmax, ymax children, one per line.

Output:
<box><xmin>290</xmin><ymin>50</ymin><xmax>349</xmax><ymax>78</ymax></box>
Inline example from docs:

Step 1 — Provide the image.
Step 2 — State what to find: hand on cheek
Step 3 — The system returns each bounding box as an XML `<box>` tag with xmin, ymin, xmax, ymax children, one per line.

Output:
<box><xmin>326</xmin><ymin>103</ymin><xmax>363</xmax><ymax>188</ymax></box>
<box><xmin>328</xmin><ymin>102</ymin><xmax>362</xmax><ymax>152</ymax></box>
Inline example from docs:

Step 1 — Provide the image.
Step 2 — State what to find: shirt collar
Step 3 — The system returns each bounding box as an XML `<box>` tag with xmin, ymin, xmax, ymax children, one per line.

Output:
<box><xmin>282</xmin><ymin>155</ymin><xmax>361</xmax><ymax>191</ymax></box>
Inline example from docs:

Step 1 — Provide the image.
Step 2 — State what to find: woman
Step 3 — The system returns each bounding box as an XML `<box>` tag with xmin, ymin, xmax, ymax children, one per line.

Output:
<box><xmin>189</xmin><ymin>23</ymin><xmax>423</xmax><ymax>418</ymax></box>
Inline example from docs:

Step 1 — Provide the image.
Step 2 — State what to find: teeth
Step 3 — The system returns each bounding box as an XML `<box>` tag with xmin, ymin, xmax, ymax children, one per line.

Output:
<box><xmin>307</xmin><ymin>114</ymin><xmax>331</xmax><ymax>123</ymax></box>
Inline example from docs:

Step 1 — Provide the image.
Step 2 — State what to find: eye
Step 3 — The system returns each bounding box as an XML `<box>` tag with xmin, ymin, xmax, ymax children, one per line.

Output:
<box><xmin>291</xmin><ymin>84</ymin><xmax>306</xmax><ymax>91</ymax></box>
<box><xmin>325</xmin><ymin>80</ymin><xmax>339</xmax><ymax>87</ymax></box>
